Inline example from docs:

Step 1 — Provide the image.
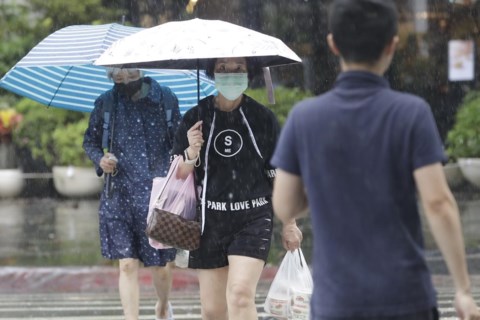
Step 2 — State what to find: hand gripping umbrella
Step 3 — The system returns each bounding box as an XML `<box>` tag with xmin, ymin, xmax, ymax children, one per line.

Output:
<box><xmin>95</xmin><ymin>18</ymin><xmax>302</xmax><ymax>226</ymax></box>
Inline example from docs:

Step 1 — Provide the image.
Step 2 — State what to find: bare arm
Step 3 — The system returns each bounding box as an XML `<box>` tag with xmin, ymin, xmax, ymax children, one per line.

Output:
<box><xmin>176</xmin><ymin>121</ymin><xmax>203</xmax><ymax>179</ymax></box>
<box><xmin>176</xmin><ymin>147</ymin><xmax>198</xmax><ymax>178</ymax></box>
<box><xmin>414</xmin><ymin>163</ymin><xmax>480</xmax><ymax>319</ymax></box>
<box><xmin>273</xmin><ymin>169</ymin><xmax>308</xmax><ymax>222</ymax></box>
<box><xmin>273</xmin><ymin>169</ymin><xmax>308</xmax><ymax>251</ymax></box>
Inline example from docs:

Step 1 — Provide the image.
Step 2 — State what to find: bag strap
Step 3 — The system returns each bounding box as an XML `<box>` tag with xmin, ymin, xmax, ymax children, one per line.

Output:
<box><xmin>297</xmin><ymin>248</ymin><xmax>304</xmax><ymax>268</ymax></box>
<box><xmin>156</xmin><ymin>155</ymin><xmax>181</xmax><ymax>199</ymax></box>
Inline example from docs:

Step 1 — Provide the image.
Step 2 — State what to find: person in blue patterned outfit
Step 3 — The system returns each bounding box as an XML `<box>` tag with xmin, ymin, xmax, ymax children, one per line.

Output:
<box><xmin>83</xmin><ymin>68</ymin><xmax>181</xmax><ymax>320</ymax></box>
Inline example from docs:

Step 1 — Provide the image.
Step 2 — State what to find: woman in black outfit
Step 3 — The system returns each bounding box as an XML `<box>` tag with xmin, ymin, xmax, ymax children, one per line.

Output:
<box><xmin>171</xmin><ymin>57</ymin><xmax>302</xmax><ymax>320</ymax></box>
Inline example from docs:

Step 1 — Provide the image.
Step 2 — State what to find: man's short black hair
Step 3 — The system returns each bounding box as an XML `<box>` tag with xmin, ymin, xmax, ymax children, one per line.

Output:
<box><xmin>328</xmin><ymin>0</ymin><xmax>398</xmax><ymax>64</ymax></box>
<box><xmin>205</xmin><ymin>57</ymin><xmax>262</xmax><ymax>82</ymax></box>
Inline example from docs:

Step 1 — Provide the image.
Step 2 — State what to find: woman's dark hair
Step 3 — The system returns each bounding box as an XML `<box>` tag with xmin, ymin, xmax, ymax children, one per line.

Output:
<box><xmin>205</xmin><ymin>57</ymin><xmax>262</xmax><ymax>82</ymax></box>
<box><xmin>328</xmin><ymin>0</ymin><xmax>398</xmax><ymax>64</ymax></box>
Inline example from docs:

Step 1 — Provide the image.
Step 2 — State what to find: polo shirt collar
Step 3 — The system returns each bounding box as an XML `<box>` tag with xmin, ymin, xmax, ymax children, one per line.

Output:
<box><xmin>335</xmin><ymin>71</ymin><xmax>389</xmax><ymax>89</ymax></box>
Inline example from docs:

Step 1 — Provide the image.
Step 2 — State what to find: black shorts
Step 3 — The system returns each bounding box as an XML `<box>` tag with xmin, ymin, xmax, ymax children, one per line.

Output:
<box><xmin>188</xmin><ymin>203</ymin><xmax>273</xmax><ymax>269</ymax></box>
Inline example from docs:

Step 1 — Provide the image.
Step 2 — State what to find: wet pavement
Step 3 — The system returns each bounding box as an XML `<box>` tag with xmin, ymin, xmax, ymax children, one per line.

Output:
<box><xmin>0</xmin><ymin>195</ymin><xmax>479</xmax><ymax>269</ymax></box>
<box><xmin>0</xmin><ymin>275</ymin><xmax>479</xmax><ymax>319</ymax></box>
<box><xmin>0</xmin><ymin>192</ymin><xmax>479</xmax><ymax>319</ymax></box>
<box><xmin>0</xmin><ymin>198</ymin><xmax>104</xmax><ymax>267</ymax></box>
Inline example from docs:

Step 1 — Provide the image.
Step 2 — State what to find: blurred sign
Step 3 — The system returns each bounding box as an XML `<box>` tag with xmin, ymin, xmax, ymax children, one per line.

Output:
<box><xmin>448</xmin><ymin>39</ymin><xmax>475</xmax><ymax>82</ymax></box>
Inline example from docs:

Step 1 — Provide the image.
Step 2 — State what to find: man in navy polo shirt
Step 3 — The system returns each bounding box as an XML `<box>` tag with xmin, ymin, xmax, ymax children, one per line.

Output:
<box><xmin>271</xmin><ymin>0</ymin><xmax>480</xmax><ymax>319</ymax></box>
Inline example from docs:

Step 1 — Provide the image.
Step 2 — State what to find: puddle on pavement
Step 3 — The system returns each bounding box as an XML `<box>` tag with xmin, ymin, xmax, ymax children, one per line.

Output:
<box><xmin>0</xmin><ymin>197</ymin><xmax>479</xmax><ymax>267</ymax></box>
<box><xmin>0</xmin><ymin>198</ymin><xmax>109</xmax><ymax>266</ymax></box>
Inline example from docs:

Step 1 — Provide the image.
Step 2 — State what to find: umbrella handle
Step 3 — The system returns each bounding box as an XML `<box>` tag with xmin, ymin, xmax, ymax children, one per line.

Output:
<box><xmin>196</xmin><ymin>62</ymin><xmax>200</xmax><ymax>103</ymax></box>
<box><xmin>105</xmin><ymin>173</ymin><xmax>112</xmax><ymax>198</ymax></box>
<box><xmin>196</xmin><ymin>59</ymin><xmax>202</xmax><ymax>122</ymax></box>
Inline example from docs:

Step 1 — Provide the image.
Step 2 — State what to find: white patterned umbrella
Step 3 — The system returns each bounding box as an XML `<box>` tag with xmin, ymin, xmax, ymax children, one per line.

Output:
<box><xmin>94</xmin><ymin>18</ymin><xmax>302</xmax><ymax>70</ymax></box>
<box><xmin>0</xmin><ymin>23</ymin><xmax>216</xmax><ymax>114</ymax></box>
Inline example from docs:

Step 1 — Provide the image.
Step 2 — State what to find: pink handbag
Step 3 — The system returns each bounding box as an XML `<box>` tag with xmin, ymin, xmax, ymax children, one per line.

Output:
<box><xmin>146</xmin><ymin>156</ymin><xmax>200</xmax><ymax>250</ymax></box>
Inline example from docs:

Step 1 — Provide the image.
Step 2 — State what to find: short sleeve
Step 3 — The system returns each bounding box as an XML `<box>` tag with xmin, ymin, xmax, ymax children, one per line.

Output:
<box><xmin>270</xmin><ymin>107</ymin><xmax>301</xmax><ymax>175</ymax></box>
<box><xmin>410</xmin><ymin>102</ymin><xmax>447</xmax><ymax>170</ymax></box>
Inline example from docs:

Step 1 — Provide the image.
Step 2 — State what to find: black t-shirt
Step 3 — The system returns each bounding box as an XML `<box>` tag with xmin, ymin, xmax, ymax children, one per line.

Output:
<box><xmin>172</xmin><ymin>95</ymin><xmax>279</xmax><ymax>207</ymax></box>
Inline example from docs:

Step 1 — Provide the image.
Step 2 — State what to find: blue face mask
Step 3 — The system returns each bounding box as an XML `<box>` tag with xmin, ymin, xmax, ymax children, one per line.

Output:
<box><xmin>214</xmin><ymin>73</ymin><xmax>248</xmax><ymax>101</ymax></box>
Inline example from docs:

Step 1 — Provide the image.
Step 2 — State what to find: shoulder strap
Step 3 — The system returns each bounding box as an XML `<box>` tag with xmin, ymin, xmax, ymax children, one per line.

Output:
<box><xmin>160</xmin><ymin>86</ymin><xmax>174</xmax><ymax>129</ymax></box>
<box><xmin>160</xmin><ymin>86</ymin><xmax>176</xmax><ymax>149</ymax></box>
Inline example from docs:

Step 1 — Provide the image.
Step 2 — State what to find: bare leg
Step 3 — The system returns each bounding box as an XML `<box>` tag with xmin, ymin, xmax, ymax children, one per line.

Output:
<box><xmin>197</xmin><ymin>267</ymin><xmax>229</xmax><ymax>320</ymax></box>
<box><xmin>226</xmin><ymin>255</ymin><xmax>264</xmax><ymax>320</ymax></box>
<box><xmin>119</xmin><ymin>258</ymin><xmax>140</xmax><ymax>320</ymax></box>
<box><xmin>151</xmin><ymin>261</ymin><xmax>175</xmax><ymax>319</ymax></box>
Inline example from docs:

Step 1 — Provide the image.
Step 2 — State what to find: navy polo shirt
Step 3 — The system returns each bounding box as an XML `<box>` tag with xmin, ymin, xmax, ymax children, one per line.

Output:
<box><xmin>271</xmin><ymin>71</ymin><xmax>446</xmax><ymax>318</ymax></box>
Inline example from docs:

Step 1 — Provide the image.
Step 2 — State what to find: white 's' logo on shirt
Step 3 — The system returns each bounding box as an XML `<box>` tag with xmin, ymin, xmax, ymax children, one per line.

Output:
<box><xmin>214</xmin><ymin>129</ymin><xmax>243</xmax><ymax>157</ymax></box>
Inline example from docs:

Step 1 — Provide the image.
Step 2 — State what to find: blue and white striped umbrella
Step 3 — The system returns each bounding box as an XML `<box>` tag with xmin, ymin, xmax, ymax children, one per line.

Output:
<box><xmin>0</xmin><ymin>23</ymin><xmax>216</xmax><ymax>114</ymax></box>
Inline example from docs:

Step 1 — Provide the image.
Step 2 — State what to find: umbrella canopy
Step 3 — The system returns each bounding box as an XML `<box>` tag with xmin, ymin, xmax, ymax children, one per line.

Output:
<box><xmin>94</xmin><ymin>18</ymin><xmax>302</xmax><ymax>70</ymax></box>
<box><xmin>0</xmin><ymin>23</ymin><xmax>216</xmax><ymax>114</ymax></box>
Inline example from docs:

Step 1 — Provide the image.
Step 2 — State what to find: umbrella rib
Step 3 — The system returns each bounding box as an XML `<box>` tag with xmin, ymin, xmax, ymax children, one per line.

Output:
<box><xmin>49</xmin><ymin>66</ymin><xmax>73</xmax><ymax>108</ymax></box>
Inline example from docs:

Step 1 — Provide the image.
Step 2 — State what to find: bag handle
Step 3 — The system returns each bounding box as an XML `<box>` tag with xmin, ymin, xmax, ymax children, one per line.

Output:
<box><xmin>298</xmin><ymin>249</ymin><xmax>303</xmax><ymax>268</ymax></box>
<box><xmin>295</xmin><ymin>248</ymin><xmax>310</xmax><ymax>272</ymax></box>
<box><xmin>153</xmin><ymin>156</ymin><xmax>200</xmax><ymax>218</ymax></box>
<box><xmin>152</xmin><ymin>156</ymin><xmax>181</xmax><ymax>205</ymax></box>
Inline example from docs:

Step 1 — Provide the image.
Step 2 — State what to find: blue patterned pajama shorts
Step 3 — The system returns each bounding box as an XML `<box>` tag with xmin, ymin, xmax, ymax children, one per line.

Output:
<box><xmin>98</xmin><ymin>189</ymin><xmax>176</xmax><ymax>267</ymax></box>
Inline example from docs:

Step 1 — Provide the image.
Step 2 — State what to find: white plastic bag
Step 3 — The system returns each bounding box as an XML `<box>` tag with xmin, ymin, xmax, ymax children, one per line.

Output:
<box><xmin>147</xmin><ymin>155</ymin><xmax>198</xmax><ymax>250</ymax></box>
<box><xmin>174</xmin><ymin>248</ymin><xmax>190</xmax><ymax>268</ymax></box>
<box><xmin>264</xmin><ymin>248</ymin><xmax>313</xmax><ymax>319</ymax></box>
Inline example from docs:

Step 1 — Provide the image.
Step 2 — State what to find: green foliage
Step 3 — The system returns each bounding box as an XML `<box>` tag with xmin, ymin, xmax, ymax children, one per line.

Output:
<box><xmin>12</xmin><ymin>98</ymin><xmax>87</xmax><ymax>167</ymax></box>
<box><xmin>446</xmin><ymin>91</ymin><xmax>480</xmax><ymax>160</ymax></box>
<box><xmin>0</xmin><ymin>3</ymin><xmax>37</xmax><ymax>77</ymax></box>
<box><xmin>27</xmin><ymin>0</ymin><xmax>117</xmax><ymax>34</ymax></box>
<box><xmin>246</xmin><ymin>86</ymin><xmax>313</xmax><ymax>126</ymax></box>
<box><xmin>52</xmin><ymin>117</ymin><xmax>92</xmax><ymax>167</ymax></box>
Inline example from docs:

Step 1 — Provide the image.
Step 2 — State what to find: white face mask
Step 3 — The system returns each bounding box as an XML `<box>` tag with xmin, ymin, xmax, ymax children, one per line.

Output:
<box><xmin>214</xmin><ymin>73</ymin><xmax>248</xmax><ymax>101</ymax></box>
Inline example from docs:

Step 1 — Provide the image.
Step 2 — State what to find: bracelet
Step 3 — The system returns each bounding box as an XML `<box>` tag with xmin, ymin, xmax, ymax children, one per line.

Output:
<box><xmin>184</xmin><ymin>148</ymin><xmax>199</xmax><ymax>165</ymax></box>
